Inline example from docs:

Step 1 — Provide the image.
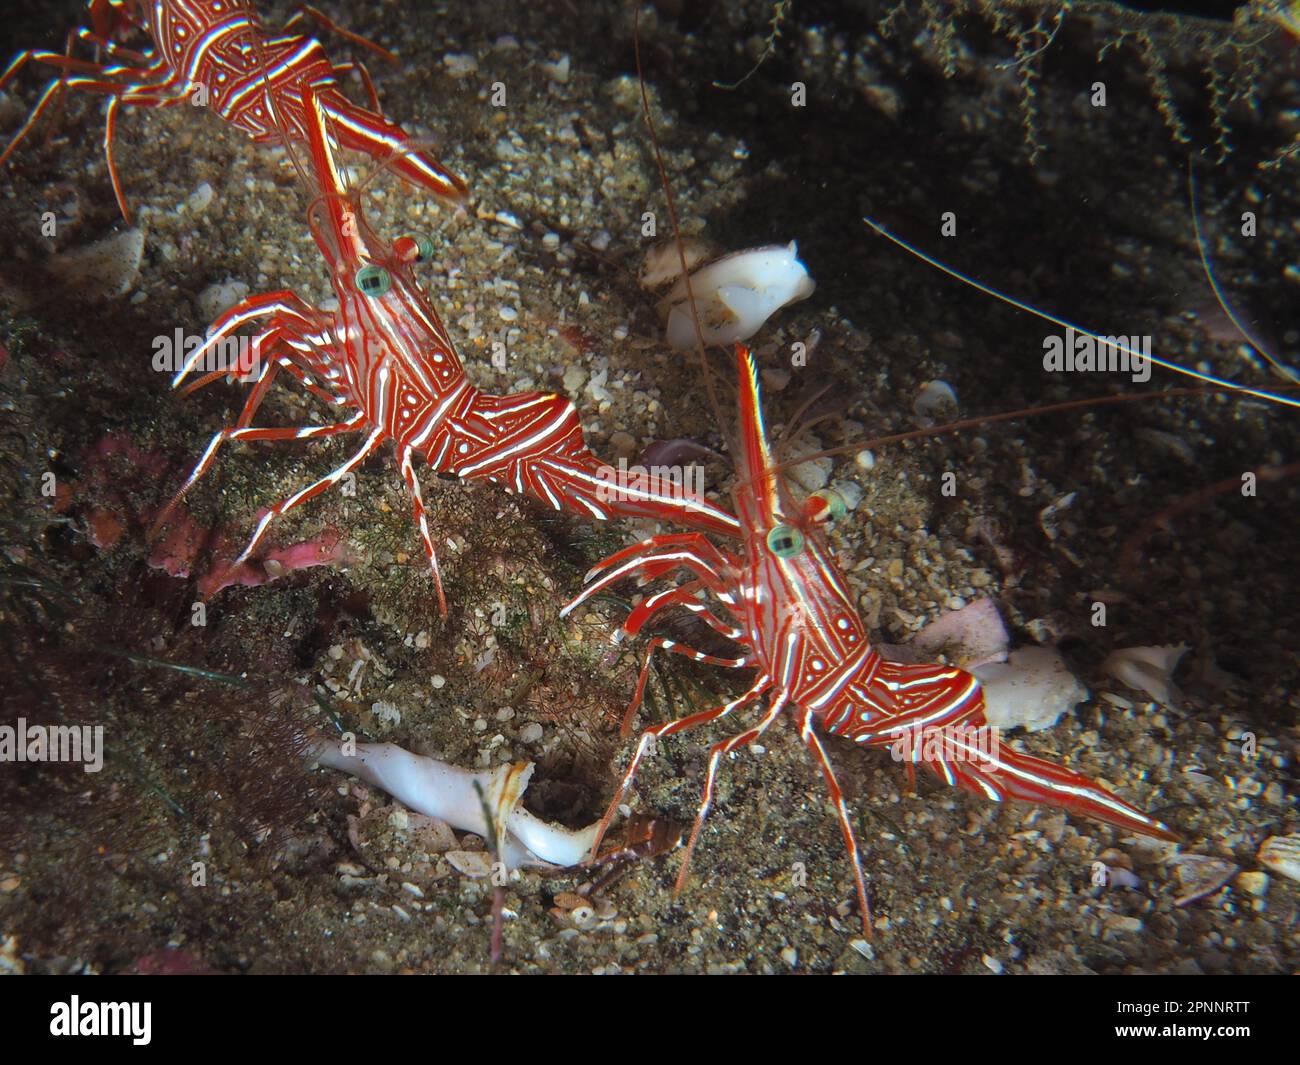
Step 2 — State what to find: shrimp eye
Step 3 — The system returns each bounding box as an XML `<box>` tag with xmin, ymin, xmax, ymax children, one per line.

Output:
<box><xmin>355</xmin><ymin>264</ymin><xmax>391</xmax><ymax>297</ymax></box>
<box><xmin>766</xmin><ymin>525</ymin><xmax>804</xmax><ymax>559</ymax></box>
<box><xmin>409</xmin><ymin>234</ymin><xmax>435</xmax><ymax>261</ymax></box>
<box><xmin>394</xmin><ymin>234</ymin><xmax>435</xmax><ymax>264</ymax></box>
<box><xmin>807</xmin><ymin>488</ymin><xmax>847</xmax><ymax>525</ymax></box>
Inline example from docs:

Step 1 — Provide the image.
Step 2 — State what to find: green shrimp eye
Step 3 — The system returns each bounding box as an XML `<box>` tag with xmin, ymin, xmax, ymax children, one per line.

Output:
<box><xmin>766</xmin><ymin>524</ymin><xmax>805</xmax><ymax>559</ymax></box>
<box><xmin>408</xmin><ymin>234</ymin><xmax>435</xmax><ymax>262</ymax></box>
<box><xmin>809</xmin><ymin>488</ymin><xmax>847</xmax><ymax>525</ymax></box>
<box><xmin>393</xmin><ymin>234</ymin><xmax>435</xmax><ymax>265</ymax></box>
<box><xmin>355</xmin><ymin>264</ymin><xmax>391</xmax><ymax>297</ymax></box>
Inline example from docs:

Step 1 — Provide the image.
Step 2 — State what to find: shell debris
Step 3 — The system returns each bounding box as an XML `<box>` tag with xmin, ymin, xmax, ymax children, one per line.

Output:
<box><xmin>912</xmin><ymin>379</ymin><xmax>959</xmax><ymax>425</ymax></box>
<box><xmin>47</xmin><ymin>227</ymin><xmax>145</xmax><ymax>300</ymax></box>
<box><xmin>1257</xmin><ymin>834</ymin><xmax>1300</xmax><ymax>883</ymax></box>
<box><xmin>1168</xmin><ymin>854</ymin><xmax>1239</xmax><ymax>907</ymax></box>
<box><xmin>974</xmin><ymin>646</ymin><xmax>1089</xmax><ymax>733</ymax></box>
<box><xmin>1100</xmin><ymin>644</ymin><xmax>1189</xmax><ymax>710</ymax></box>
<box><xmin>660</xmin><ymin>241</ymin><xmax>815</xmax><ymax>349</ymax></box>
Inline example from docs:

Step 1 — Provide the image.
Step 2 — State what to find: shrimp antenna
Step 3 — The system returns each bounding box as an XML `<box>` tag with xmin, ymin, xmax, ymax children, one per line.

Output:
<box><xmin>1187</xmin><ymin>160</ymin><xmax>1298</xmax><ymax>386</ymax></box>
<box><xmin>762</xmin><ymin>381</ymin><xmax>1300</xmax><ymax>482</ymax></box>
<box><xmin>245</xmin><ymin>16</ymin><xmax>313</xmax><ymax>201</ymax></box>
<box><xmin>859</xmin><ymin>214</ymin><xmax>1300</xmax><ymax>410</ymax></box>
<box><xmin>633</xmin><ymin>7</ymin><xmax>729</xmax><ymax>443</ymax></box>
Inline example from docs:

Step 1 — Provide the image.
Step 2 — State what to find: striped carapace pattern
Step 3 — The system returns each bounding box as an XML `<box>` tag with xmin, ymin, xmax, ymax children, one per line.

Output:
<box><xmin>0</xmin><ymin>0</ymin><xmax>467</xmax><ymax>220</ymax></box>
<box><xmin>564</xmin><ymin>344</ymin><xmax>1176</xmax><ymax>936</ymax></box>
<box><xmin>155</xmin><ymin>84</ymin><xmax>739</xmax><ymax>616</ymax></box>
<box><xmin>3</xmin><ymin>0</ymin><xmax>1186</xmax><ymax>944</ymax></box>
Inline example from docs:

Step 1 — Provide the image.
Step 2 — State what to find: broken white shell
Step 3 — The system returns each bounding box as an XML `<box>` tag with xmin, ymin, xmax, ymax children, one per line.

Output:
<box><xmin>197</xmin><ymin>277</ymin><xmax>250</xmax><ymax>322</ymax></box>
<box><xmin>1168</xmin><ymin>854</ymin><xmax>1238</xmax><ymax>907</ymax></box>
<box><xmin>47</xmin><ymin>227</ymin><xmax>145</xmax><ymax>300</ymax></box>
<box><xmin>445</xmin><ymin>850</ymin><xmax>496</xmax><ymax>878</ymax></box>
<box><xmin>640</xmin><ymin>237</ymin><xmax>710</xmax><ymax>289</ymax></box>
<box><xmin>972</xmin><ymin>646</ymin><xmax>1089</xmax><ymax>733</ymax></box>
<box><xmin>312</xmin><ymin>740</ymin><xmax>600</xmax><ymax>869</ymax></box>
<box><xmin>1100</xmin><ymin>644</ymin><xmax>1189</xmax><ymax>710</ymax></box>
<box><xmin>1257</xmin><ymin>834</ymin><xmax>1300</xmax><ymax>883</ymax></box>
<box><xmin>912</xmin><ymin>380</ymin><xmax>958</xmax><ymax>425</ymax></box>
<box><xmin>661</xmin><ymin>241</ymin><xmax>814</xmax><ymax>349</ymax></box>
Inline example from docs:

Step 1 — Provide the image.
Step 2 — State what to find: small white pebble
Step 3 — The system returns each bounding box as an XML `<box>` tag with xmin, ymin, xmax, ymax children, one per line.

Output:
<box><xmin>431</xmin><ymin>674</ymin><xmax>446</xmax><ymax>689</ymax></box>
<box><xmin>832</xmin><ymin>479</ymin><xmax>864</xmax><ymax>511</ymax></box>
<box><xmin>372</xmin><ymin>701</ymin><xmax>401</xmax><ymax>726</ymax></box>
<box><xmin>914</xmin><ymin>380</ymin><xmax>959</xmax><ymax>425</ymax></box>
<box><xmin>187</xmin><ymin>181</ymin><xmax>214</xmax><ymax>213</ymax></box>
<box><xmin>542</xmin><ymin>55</ymin><xmax>571</xmax><ymax>84</ymax></box>
<box><xmin>196</xmin><ymin>278</ymin><xmax>249</xmax><ymax>322</ymax></box>
<box><xmin>443</xmin><ymin>53</ymin><xmax>478</xmax><ymax>78</ymax></box>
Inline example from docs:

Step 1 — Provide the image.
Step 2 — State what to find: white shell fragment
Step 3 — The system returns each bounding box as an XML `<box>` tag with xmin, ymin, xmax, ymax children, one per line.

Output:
<box><xmin>972</xmin><ymin>646</ymin><xmax>1090</xmax><ymax>733</ymax></box>
<box><xmin>1257</xmin><ymin>834</ymin><xmax>1300</xmax><ymax>883</ymax></box>
<box><xmin>1100</xmin><ymin>644</ymin><xmax>1189</xmax><ymax>710</ymax></box>
<box><xmin>661</xmin><ymin>241</ymin><xmax>815</xmax><ymax>349</ymax></box>
<box><xmin>312</xmin><ymin>739</ymin><xmax>600</xmax><ymax>869</ymax></box>
<box><xmin>443</xmin><ymin>52</ymin><xmax>478</xmax><ymax>78</ymax></box>
<box><xmin>541</xmin><ymin>54</ymin><xmax>571</xmax><ymax>84</ymax></box>
<box><xmin>47</xmin><ymin>227</ymin><xmax>145</xmax><ymax>299</ymax></box>
<box><xmin>1168</xmin><ymin>854</ymin><xmax>1238</xmax><ymax>907</ymax></box>
<box><xmin>197</xmin><ymin>277</ymin><xmax>250</xmax><ymax>322</ymax></box>
<box><xmin>445</xmin><ymin>851</ymin><xmax>496</xmax><ymax>878</ymax></box>
<box><xmin>186</xmin><ymin>181</ymin><xmax>215</xmax><ymax>214</ymax></box>
<box><xmin>782</xmin><ymin>436</ymin><xmax>833</xmax><ymax>492</ymax></box>
<box><xmin>912</xmin><ymin>380</ymin><xmax>958</xmax><ymax>425</ymax></box>
<box><xmin>640</xmin><ymin>238</ymin><xmax>711</xmax><ymax>289</ymax></box>
<box><xmin>875</xmin><ymin>599</ymin><xmax>1086</xmax><ymax>731</ymax></box>
<box><xmin>1038</xmin><ymin>492</ymin><xmax>1076</xmax><ymax>541</ymax></box>
<box><xmin>1101</xmin><ymin>865</ymin><xmax>1143</xmax><ymax>890</ymax></box>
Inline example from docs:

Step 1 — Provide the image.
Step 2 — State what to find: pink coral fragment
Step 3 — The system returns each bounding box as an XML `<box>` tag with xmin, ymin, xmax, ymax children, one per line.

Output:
<box><xmin>879</xmin><ymin>596</ymin><xmax>1010</xmax><ymax>670</ymax></box>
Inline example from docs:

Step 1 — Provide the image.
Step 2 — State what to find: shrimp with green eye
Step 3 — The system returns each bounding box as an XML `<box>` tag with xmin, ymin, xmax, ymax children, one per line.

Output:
<box><xmin>0</xmin><ymin>0</ymin><xmax>469</xmax><ymax>223</ymax></box>
<box><xmin>153</xmin><ymin>85</ymin><xmax>739</xmax><ymax>615</ymax></box>
<box><xmin>564</xmin><ymin>344</ymin><xmax>1177</xmax><ymax>936</ymax></box>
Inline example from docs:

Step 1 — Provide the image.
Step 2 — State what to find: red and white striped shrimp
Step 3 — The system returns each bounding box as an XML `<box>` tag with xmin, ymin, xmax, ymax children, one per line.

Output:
<box><xmin>153</xmin><ymin>85</ymin><xmax>739</xmax><ymax>615</ymax></box>
<box><xmin>562</xmin><ymin>344</ymin><xmax>1177</xmax><ymax>936</ymax></box>
<box><xmin>0</xmin><ymin>0</ymin><xmax>467</xmax><ymax>221</ymax></box>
